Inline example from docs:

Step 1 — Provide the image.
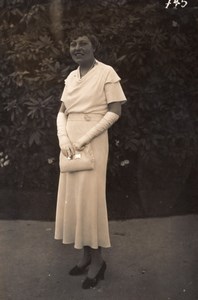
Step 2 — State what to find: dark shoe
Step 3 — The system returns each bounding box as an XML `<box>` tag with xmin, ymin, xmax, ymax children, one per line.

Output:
<box><xmin>82</xmin><ymin>261</ymin><xmax>107</xmax><ymax>289</ymax></box>
<box><xmin>69</xmin><ymin>260</ymin><xmax>91</xmax><ymax>276</ymax></box>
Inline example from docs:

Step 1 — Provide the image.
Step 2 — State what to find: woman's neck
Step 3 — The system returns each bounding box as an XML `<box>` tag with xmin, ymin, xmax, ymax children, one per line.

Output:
<box><xmin>79</xmin><ymin>59</ymin><xmax>96</xmax><ymax>77</ymax></box>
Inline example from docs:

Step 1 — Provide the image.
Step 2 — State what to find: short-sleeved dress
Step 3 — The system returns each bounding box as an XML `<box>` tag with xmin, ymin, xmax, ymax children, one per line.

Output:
<box><xmin>54</xmin><ymin>60</ymin><xmax>126</xmax><ymax>249</ymax></box>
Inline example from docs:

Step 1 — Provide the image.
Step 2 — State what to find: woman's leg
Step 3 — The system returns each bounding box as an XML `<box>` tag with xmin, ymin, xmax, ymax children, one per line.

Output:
<box><xmin>77</xmin><ymin>246</ymin><xmax>91</xmax><ymax>267</ymax></box>
<box><xmin>88</xmin><ymin>247</ymin><xmax>104</xmax><ymax>278</ymax></box>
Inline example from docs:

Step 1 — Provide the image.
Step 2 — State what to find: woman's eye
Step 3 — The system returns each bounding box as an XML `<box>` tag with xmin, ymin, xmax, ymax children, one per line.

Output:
<box><xmin>79</xmin><ymin>42</ymin><xmax>88</xmax><ymax>46</ymax></box>
<box><xmin>70</xmin><ymin>41</ymin><xmax>88</xmax><ymax>48</ymax></box>
<box><xmin>70</xmin><ymin>42</ymin><xmax>76</xmax><ymax>47</ymax></box>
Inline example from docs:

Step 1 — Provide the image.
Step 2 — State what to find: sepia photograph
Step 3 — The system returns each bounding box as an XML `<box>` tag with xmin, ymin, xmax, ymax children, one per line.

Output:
<box><xmin>0</xmin><ymin>0</ymin><xmax>198</xmax><ymax>299</ymax></box>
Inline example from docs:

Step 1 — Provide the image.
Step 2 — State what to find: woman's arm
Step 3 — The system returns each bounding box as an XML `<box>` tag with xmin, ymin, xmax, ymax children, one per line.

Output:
<box><xmin>74</xmin><ymin>102</ymin><xmax>122</xmax><ymax>150</ymax></box>
<box><xmin>56</xmin><ymin>103</ymin><xmax>75</xmax><ymax>157</ymax></box>
<box><xmin>59</xmin><ymin>102</ymin><xmax>66</xmax><ymax>113</ymax></box>
<box><xmin>108</xmin><ymin>101</ymin><xmax>121</xmax><ymax>116</ymax></box>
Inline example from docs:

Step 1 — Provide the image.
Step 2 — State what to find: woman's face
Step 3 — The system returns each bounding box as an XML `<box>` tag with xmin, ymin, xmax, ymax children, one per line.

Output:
<box><xmin>69</xmin><ymin>36</ymin><xmax>95</xmax><ymax>65</ymax></box>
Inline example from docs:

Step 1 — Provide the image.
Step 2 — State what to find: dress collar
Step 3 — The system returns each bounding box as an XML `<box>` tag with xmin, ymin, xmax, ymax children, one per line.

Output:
<box><xmin>76</xmin><ymin>59</ymin><xmax>99</xmax><ymax>80</ymax></box>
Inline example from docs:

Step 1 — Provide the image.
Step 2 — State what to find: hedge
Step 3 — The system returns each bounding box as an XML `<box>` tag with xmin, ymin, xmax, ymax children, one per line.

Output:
<box><xmin>0</xmin><ymin>1</ymin><xmax>198</xmax><ymax>209</ymax></box>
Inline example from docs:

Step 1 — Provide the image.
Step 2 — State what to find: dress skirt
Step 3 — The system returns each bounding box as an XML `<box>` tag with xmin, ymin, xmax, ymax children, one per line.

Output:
<box><xmin>54</xmin><ymin>113</ymin><xmax>111</xmax><ymax>249</ymax></box>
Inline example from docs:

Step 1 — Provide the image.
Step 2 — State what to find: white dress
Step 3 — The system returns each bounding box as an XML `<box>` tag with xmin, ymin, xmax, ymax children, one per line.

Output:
<box><xmin>54</xmin><ymin>60</ymin><xmax>126</xmax><ymax>249</ymax></box>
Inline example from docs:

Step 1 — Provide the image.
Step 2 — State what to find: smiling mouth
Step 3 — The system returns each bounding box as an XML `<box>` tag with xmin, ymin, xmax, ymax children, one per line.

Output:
<box><xmin>74</xmin><ymin>53</ymin><xmax>84</xmax><ymax>57</ymax></box>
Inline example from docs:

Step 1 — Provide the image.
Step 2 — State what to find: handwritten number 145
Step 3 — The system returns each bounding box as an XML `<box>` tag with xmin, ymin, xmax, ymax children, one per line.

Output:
<box><xmin>165</xmin><ymin>0</ymin><xmax>188</xmax><ymax>9</ymax></box>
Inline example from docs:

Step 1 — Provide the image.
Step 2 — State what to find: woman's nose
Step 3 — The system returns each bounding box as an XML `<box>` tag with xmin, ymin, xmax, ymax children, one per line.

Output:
<box><xmin>75</xmin><ymin>43</ymin><xmax>81</xmax><ymax>50</ymax></box>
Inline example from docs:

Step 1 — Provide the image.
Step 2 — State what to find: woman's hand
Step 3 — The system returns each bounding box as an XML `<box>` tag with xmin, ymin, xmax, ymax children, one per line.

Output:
<box><xmin>61</xmin><ymin>141</ymin><xmax>75</xmax><ymax>158</ymax></box>
<box><xmin>73</xmin><ymin>141</ymin><xmax>85</xmax><ymax>151</ymax></box>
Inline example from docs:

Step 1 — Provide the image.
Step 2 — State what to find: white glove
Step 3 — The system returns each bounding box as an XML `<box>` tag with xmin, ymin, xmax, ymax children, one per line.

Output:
<box><xmin>75</xmin><ymin>111</ymin><xmax>119</xmax><ymax>149</ymax></box>
<box><xmin>56</xmin><ymin>112</ymin><xmax>75</xmax><ymax>157</ymax></box>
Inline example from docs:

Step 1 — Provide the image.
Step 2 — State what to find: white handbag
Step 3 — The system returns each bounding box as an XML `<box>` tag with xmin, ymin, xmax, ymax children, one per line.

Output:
<box><xmin>59</xmin><ymin>144</ymin><xmax>95</xmax><ymax>173</ymax></box>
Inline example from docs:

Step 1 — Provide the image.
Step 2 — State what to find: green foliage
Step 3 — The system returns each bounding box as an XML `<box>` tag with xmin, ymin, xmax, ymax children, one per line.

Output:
<box><xmin>0</xmin><ymin>0</ymin><xmax>198</xmax><ymax>190</ymax></box>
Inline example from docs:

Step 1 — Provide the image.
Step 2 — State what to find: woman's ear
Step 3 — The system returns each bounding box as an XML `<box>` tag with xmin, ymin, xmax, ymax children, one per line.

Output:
<box><xmin>92</xmin><ymin>45</ymin><xmax>96</xmax><ymax>53</ymax></box>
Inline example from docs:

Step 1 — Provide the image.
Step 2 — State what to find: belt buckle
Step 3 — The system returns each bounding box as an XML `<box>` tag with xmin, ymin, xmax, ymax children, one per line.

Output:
<box><xmin>84</xmin><ymin>114</ymin><xmax>91</xmax><ymax>121</ymax></box>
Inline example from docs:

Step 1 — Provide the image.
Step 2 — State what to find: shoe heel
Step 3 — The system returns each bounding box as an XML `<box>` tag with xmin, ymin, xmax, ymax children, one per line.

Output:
<box><xmin>98</xmin><ymin>262</ymin><xmax>106</xmax><ymax>280</ymax></box>
<box><xmin>82</xmin><ymin>262</ymin><xmax>106</xmax><ymax>289</ymax></box>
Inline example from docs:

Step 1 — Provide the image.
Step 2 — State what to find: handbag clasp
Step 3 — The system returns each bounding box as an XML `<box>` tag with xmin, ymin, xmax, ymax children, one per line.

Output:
<box><xmin>74</xmin><ymin>153</ymin><xmax>81</xmax><ymax>159</ymax></box>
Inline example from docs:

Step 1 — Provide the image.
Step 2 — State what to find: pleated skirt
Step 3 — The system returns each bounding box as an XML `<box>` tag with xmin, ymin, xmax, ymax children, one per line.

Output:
<box><xmin>54</xmin><ymin>113</ymin><xmax>111</xmax><ymax>249</ymax></box>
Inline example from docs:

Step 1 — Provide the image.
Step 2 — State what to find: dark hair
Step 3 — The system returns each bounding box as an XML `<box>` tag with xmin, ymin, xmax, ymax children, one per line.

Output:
<box><xmin>68</xmin><ymin>28</ymin><xmax>100</xmax><ymax>53</ymax></box>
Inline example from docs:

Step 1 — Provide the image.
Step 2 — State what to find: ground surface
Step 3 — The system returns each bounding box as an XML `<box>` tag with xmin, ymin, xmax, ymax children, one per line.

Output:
<box><xmin>1</xmin><ymin>215</ymin><xmax>198</xmax><ymax>300</ymax></box>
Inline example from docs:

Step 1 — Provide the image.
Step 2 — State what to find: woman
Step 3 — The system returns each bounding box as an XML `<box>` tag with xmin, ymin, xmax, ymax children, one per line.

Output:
<box><xmin>54</xmin><ymin>30</ymin><xmax>126</xmax><ymax>289</ymax></box>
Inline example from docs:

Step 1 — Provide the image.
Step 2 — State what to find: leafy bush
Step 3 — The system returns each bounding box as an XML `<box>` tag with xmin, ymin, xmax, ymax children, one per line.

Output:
<box><xmin>0</xmin><ymin>0</ymin><xmax>198</xmax><ymax>198</ymax></box>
